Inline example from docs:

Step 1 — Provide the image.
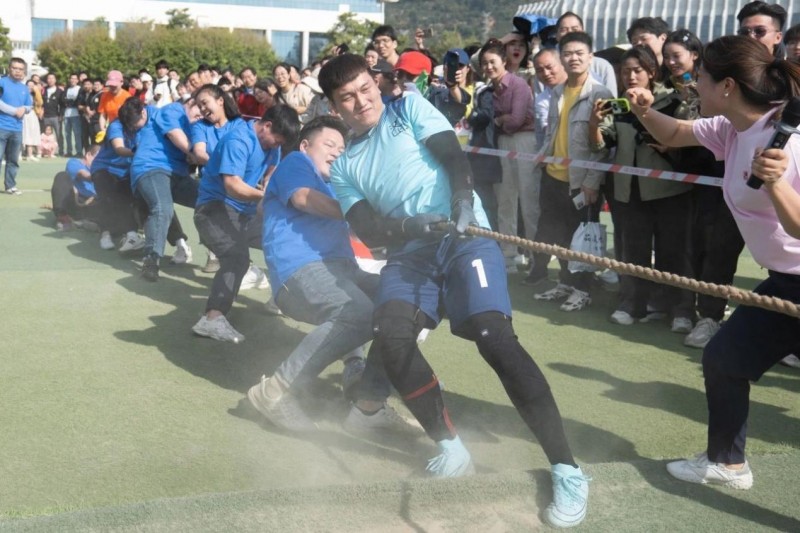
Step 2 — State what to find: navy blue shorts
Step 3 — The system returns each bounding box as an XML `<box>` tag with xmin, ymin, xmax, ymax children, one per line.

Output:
<box><xmin>376</xmin><ymin>236</ymin><xmax>512</xmax><ymax>330</ymax></box>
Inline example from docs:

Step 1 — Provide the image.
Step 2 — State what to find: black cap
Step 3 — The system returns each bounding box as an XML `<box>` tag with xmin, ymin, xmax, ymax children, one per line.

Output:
<box><xmin>369</xmin><ymin>59</ymin><xmax>393</xmax><ymax>75</ymax></box>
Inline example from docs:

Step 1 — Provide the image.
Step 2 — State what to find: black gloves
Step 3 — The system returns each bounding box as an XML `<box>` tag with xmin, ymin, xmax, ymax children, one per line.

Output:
<box><xmin>401</xmin><ymin>213</ymin><xmax>449</xmax><ymax>239</ymax></box>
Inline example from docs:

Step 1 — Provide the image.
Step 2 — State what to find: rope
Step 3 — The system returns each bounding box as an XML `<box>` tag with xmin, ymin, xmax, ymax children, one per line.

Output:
<box><xmin>452</xmin><ymin>224</ymin><xmax>800</xmax><ymax>319</ymax></box>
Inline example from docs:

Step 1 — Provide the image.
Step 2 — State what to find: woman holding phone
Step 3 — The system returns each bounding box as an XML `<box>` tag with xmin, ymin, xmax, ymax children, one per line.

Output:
<box><xmin>589</xmin><ymin>45</ymin><xmax>695</xmax><ymax>331</ymax></box>
<box><xmin>626</xmin><ymin>35</ymin><xmax>800</xmax><ymax>489</ymax></box>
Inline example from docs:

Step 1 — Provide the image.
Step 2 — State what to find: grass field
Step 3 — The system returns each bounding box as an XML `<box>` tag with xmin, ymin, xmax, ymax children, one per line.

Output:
<box><xmin>0</xmin><ymin>158</ymin><xmax>798</xmax><ymax>532</ymax></box>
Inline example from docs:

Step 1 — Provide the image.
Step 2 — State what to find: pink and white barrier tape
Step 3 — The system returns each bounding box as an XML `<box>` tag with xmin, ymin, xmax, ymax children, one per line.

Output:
<box><xmin>462</xmin><ymin>146</ymin><xmax>724</xmax><ymax>188</ymax></box>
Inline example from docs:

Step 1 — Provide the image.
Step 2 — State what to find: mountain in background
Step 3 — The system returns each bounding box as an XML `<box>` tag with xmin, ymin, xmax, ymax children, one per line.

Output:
<box><xmin>385</xmin><ymin>0</ymin><xmax>530</xmax><ymax>46</ymax></box>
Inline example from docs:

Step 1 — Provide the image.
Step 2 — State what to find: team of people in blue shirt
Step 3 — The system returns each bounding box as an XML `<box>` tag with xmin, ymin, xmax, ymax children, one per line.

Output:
<box><xmin>55</xmin><ymin>53</ymin><xmax>590</xmax><ymax>529</ymax></box>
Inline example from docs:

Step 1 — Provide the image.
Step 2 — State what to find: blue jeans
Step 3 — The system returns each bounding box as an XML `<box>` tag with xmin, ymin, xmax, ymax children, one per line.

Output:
<box><xmin>64</xmin><ymin>115</ymin><xmax>83</xmax><ymax>156</ymax></box>
<box><xmin>274</xmin><ymin>259</ymin><xmax>391</xmax><ymax>402</ymax></box>
<box><xmin>0</xmin><ymin>128</ymin><xmax>22</xmax><ymax>191</ymax></box>
<box><xmin>134</xmin><ymin>169</ymin><xmax>197</xmax><ymax>259</ymax></box>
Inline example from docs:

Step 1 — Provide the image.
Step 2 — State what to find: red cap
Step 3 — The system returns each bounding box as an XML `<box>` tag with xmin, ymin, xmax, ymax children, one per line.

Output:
<box><xmin>394</xmin><ymin>51</ymin><xmax>432</xmax><ymax>77</ymax></box>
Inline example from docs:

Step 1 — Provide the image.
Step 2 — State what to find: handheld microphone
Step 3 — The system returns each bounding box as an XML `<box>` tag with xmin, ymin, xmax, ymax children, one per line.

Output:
<box><xmin>747</xmin><ymin>97</ymin><xmax>800</xmax><ymax>189</ymax></box>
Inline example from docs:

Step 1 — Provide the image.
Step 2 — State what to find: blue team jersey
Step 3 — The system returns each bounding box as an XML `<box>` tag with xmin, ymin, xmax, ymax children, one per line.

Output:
<box><xmin>191</xmin><ymin>117</ymin><xmax>244</xmax><ymax>157</ymax></box>
<box><xmin>196</xmin><ymin>120</ymin><xmax>280</xmax><ymax>215</ymax></box>
<box><xmin>130</xmin><ymin>102</ymin><xmax>193</xmax><ymax>187</ymax></box>
<box><xmin>263</xmin><ymin>151</ymin><xmax>355</xmax><ymax>290</ymax></box>
<box><xmin>90</xmin><ymin>118</ymin><xmax>136</xmax><ymax>178</ymax></box>
<box><xmin>0</xmin><ymin>77</ymin><xmax>32</xmax><ymax>132</ymax></box>
<box><xmin>330</xmin><ymin>92</ymin><xmax>489</xmax><ymax>227</ymax></box>
<box><xmin>66</xmin><ymin>158</ymin><xmax>96</xmax><ymax>198</ymax></box>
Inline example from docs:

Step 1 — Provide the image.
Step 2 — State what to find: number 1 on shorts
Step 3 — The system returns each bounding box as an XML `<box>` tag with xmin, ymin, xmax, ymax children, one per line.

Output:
<box><xmin>471</xmin><ymin>259</ymin><xmax>488</xmax><ymax>288</ymax></box>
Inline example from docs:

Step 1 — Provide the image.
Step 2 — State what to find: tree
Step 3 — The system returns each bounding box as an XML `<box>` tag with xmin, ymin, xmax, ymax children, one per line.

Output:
<box><xmin>320</xmin><ymin>13</ymin><xmax>380</xmax><ymax>59</ymax></box>
<box><xmin>37</xmin><ymin>22</ymin><xmax>279</xmax><ymax>81</ymax></box>
<box><xmin>0</xmin><ymin>18</ymin><xmax>11</xmax><ymax>63</ymax></box>
<box><xmin>166</xmin><ymin>8</ymin><xmax>195</xmax><ymax>30</ymax></box>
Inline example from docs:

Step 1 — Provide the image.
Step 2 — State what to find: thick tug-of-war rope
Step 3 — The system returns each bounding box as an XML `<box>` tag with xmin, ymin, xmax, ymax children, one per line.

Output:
<box><xmin>438</xmin><ymin>223</ymin><xmax>800</xmax><ymax>319</ymax></box>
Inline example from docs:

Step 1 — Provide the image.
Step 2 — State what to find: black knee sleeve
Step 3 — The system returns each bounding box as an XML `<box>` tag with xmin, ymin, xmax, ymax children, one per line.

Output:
<box><xmin>372</xmin><ymin>300</ymin><xmax>454</xmax><ymax>440</ymax></box>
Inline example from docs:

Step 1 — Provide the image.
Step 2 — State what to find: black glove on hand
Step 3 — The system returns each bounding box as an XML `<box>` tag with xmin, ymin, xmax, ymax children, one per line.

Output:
<box><xmin>401</xmin><ymin>213</ymin><xmax>449</xmax><ymax>239</ymax></box>
<box><xmin>451</xmin><ymin>189</ymin><xmax>478</xmax><ymax>235</ymax></box>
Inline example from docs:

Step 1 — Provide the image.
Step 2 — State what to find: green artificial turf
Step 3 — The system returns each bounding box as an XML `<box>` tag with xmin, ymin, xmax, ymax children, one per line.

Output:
<box><xmin>0</xmin><ymin>159</ymin><xmax>798</xmax><ymax>531</ymax></box>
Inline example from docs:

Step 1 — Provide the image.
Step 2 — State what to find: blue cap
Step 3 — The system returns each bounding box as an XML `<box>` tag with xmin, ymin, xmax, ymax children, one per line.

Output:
<box><xmin>443</xmin><ymin>48</ymin><xmax>469</xmax><ymax>66</ymax></box>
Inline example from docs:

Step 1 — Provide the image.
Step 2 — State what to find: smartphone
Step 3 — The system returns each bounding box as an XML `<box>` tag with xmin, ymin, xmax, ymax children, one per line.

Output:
<box><xmin>601</xmin><ymin>97</ymin><xmax>631</xmax><ymax>115</ymax></box>
<box><xmin>444</xmin><ymin>52</ymin><xmax>459</xmax><ymax>85</ymax></box>
<box><xmin>572</xmin><ymin>191</ymin><xmax>586</xmax><ymax>210</ymax></box>
<box><xmin>421</xmin><ymin>28</ymin><xmax>433</xmax><ymax>38</ymax></box>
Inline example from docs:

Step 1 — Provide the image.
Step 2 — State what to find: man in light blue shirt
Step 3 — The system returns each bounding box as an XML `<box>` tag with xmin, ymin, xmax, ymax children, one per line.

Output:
<box><xmin>0</xmin><ymin>58</ymin><xmax>33</xmax><ymax>195</ymax></box>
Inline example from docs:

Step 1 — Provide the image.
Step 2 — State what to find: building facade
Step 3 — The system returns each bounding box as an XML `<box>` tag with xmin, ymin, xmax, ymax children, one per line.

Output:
<box><xmin>5</xmin><ymin>0</ymin><xmax>386</xmax><ymax>70</ymax></box>
<box><xmin>516</xmin><ymin>0</ymin><xmax>799</xmax><ymax>51</ymax></box>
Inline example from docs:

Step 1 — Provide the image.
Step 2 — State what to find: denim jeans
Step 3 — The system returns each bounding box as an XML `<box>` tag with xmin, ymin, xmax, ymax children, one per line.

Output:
<box><xmin>274</xmin><ymin>259</ymin><xmax>391</xmax><ymax>401</ymax></box>
<box><xmin>0</xmin><ymin>128</ymin><xmax>22</xmax><ymax>191</ymax></box>
<box><xmin>64</xmin><ymin>115</ymin><xmax>83</xmax><ymax>156</ymax></box>
<box><xmin>194</xmin><ymin>201</ymin><xmax>252</xmax><ymax>315</ymax></box>
<box><xmin>134</xmin><ymin>169</ymin><xmax>197</xmax><ymax>259</ymax></box>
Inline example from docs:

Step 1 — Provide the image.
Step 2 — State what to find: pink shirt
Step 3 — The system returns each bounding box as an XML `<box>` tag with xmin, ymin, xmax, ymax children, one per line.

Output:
<box><xmin>693</xmin><ymin>111</ymin><xmax>800</xmax><ymax>274</ymax></box>
<box><xmin>492</xmin><ymin>72</ymin><xmax>534</xmax><ymax>135</ymax></box>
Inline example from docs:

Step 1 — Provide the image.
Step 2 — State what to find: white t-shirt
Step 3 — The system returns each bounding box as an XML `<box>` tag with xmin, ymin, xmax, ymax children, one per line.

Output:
<box><xmin>693</xmin><ymin>110</ymin><xmax>800</xmax><ymax>274</ymax></box>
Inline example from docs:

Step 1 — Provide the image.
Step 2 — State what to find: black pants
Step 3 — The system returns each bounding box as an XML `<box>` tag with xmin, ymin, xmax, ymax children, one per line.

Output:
<box><xmin>615</xmin><ymin>182</ymin><xmax>694</xmax><ymax>319</ymax></box>
<box><xmin>51</xmin><ymin>171</ymin><xmax>99</xmax><ymax>221</ymax></box>
<box><xmin>92</xmin><ymin>169</ymin><xmax>138</xmax><ymax>238</ymax></box>
<box><xmin>692</xmin><ymin>186</ymin><xmax>745</xmax><ymax>321</ymax></box>
<box><xmin>702</xmin><ymin>271</ymin><xmax>800</xmax><ymax>464</ymax></box>
<box><xmin>194</xmin><ymin>201</ymin><xmax>252</xmax><ymax>315</ymax></box>
<box><xmin>530</xmin><ymin>171</ymin><xmax>597</xmax><ymax>291</ymax></box>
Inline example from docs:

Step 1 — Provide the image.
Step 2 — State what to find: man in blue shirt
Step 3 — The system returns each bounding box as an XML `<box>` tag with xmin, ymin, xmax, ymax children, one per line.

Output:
<box><xmin>248</xmin><ymin>116</ymin><xmax>423</xmax><ymax>436</ymax></box>
<box><xmin>318</xmin><ymin>54</ymin><xmax>590</xmax><ymax>529</ymax></box>
<box><xmin>192</xmin><ymin>105</ymin><xmax>300</xmax><ymax>343</ymax></box>
<box><xmin>51</xmin><ymin>145</ymin><xmax>100</xmax><ymax>229</ymax></box>
<box><xmin>0</xmin><ymin>58</ymin><xmax>33</xmax><ymax>195</ymax></box>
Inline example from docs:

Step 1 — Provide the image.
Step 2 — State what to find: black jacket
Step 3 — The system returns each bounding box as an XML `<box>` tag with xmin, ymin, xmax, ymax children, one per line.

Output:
<box><xmin>42</xmin><ymin>86</ymin><xmax>65</xmax><ymax>118</ymax></box>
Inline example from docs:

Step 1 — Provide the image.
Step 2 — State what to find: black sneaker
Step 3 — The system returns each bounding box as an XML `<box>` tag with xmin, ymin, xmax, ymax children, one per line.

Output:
<box><xmin>521</xmin><ymin>271</ymin><xmax>548</xmax><ymax>287</ymax></box>
<box><xmin>141</xmin><ymin>256</ymin><xmax>159</xmax><ymax>282</ymax></box>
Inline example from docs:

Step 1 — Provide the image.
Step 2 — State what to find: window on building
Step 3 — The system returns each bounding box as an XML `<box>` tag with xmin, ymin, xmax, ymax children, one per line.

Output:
<box><xmin>73</xmin><ymin>20</ymin><xmax>109</xmax><ymax>32</ymax></box>
<box><xmin>148</xmin><ymin>0</ymin><xmax>380</xmax><ymax>13</ymax></box>
<box><xmin>308</xmin><ymin>32</ymin><xmax>328</xmax><ymax>63</ymax></box>
<box><xmin>32</xmin><ymin>18</ymin><xmax>67</xmax><ymax>49</ymax></box>
<box><xmin>272</xmin><ymin>30</ymin><xmax>302</xmax><ymax>66</ymax></box>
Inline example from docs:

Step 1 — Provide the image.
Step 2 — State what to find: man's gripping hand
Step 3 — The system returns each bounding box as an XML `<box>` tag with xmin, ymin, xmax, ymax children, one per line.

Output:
<box><xmin>451</xmin><ymin>189</ymin><xmax>478</xmax><ymax>235</ymax></box>
<box><xmin>401</xmin><ymin>213</ymin><xmax>449</xmax><ymax>239</ymax></box>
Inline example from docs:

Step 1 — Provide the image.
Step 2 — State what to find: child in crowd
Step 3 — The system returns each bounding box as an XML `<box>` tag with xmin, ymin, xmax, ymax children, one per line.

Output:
<box><xmin>40</xmin><ymin>125</ymin><xmax>58</xmax><ymax>158</ymax></box>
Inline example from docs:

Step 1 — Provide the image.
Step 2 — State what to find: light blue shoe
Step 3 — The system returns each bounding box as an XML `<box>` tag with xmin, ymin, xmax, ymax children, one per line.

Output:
<box><xmin>425</xmin><ymin>435</ymin><xmax>474</xmax><ymax>477</ymax></box>
<box><xmin>544</xmin><ymin>463</ymin><xmax>591</xmax><ymax>528</ymax></box>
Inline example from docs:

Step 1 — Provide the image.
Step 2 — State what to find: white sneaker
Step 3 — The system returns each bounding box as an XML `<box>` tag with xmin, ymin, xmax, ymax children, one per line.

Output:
<box><xmin>118</xmin><ymin>231</ymin><xmax>145</xmax><ymax>253</ymax></box>
<box><xmin>99</xmin><ymin>231</ymin><xmax>115</xmax><ymax>250</ymax></box>
<box><xmin>192</xmin><ymin>315</ymin><xmax>245</xmax><ymax>344</ymax></box>
<box><xmin>684</xmin><ymin>318</ymin><xmax>720</xmax><ymax>348</ymax></box>
<box><xmin>240</xmin><ymin>265</ymin><xmax>269</xmax><ymax>290</ymax></box>
<box><xmin>534</xmin><ymin>283</ymin><xmax>574</xmax><ymax>301</ymax></box>
<box><xmin>343</xmin><ymin>404</ymin><xmax>425</xmax><ymax>437</ymax></box>
<box><xmin>6</xmin><ymin>187</ymin><xmax>21</xmax><ymax>195</ymax></box>
<box><xmin>560</xmin><ymin>289</ymin><xmax>591</xmax><ymax>312</ymax></box>
<box><xmin>513</xmin><ymin>254</ymin><xmax>529</xmax><ymax>268</ymax></box>
<box><xmin>170</xmin><ymin>238</ymin><xmax>192</xmax><ymax>264</ymax></box>
<box><xmin>666</xmin><ymin>452</ymin><xmax>753</xmax><ymax>489</ymax></box>
<box><xmin>598</xmin><ymin>268</ymin><xmax>619</xmax><ymax>284</ymax></box>
<box><xmin>780</xmin><ymin>354</ymin><xmax>800</xmax><ymax>368</ymax></box>
<box><xmin>671</xmin><ymin>317</ymin><xmax>693</xmax><ymax>334</ymax></box>
<box><xmin>610</xmin><ymin>310</ymin><xmax>634</xmax><ymax>325</ymax></box>
<box><xmin>247</xmin><ymin>375</ymin><xmax>318</xmax><ymax>432</ymax></box>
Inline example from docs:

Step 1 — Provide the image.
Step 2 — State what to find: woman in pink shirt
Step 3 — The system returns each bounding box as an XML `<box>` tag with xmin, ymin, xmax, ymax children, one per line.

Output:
<box><xmin>627</xmin><ymin>35</ymin><xmax>800</xmax><ymax>491</ymax></box>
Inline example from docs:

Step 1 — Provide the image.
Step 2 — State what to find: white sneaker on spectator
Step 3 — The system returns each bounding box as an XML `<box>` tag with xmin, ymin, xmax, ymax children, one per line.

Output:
<box><xmin>666</xmin><ymin>452</ymin><xmax>753</xmax><ymax>489</ymax></box>
<box><xmin>640</xmin><ymin>304</ymin><xmax>667</xmax><ymax>323</ymax></box>
<box><xmin>343</xmin><ymin>404</ymin><xmax>425</xmax><ymax>437</ymax></box>
<box><xmin>118</xmin><ymin>231</ymin><xmax>145</xmax><ymax>253</ymax></box>
<box><xmin>684</xmin><ymin>318</ymin><xmax>720</xmax><ymax>348</ymax></box>
<box><xmin>671</xmin><ymin>317</ymin><xmax>693</xmax><ymax>334</ymax></box>
<box><xmin>192</xmin><ymin>315</ymin><xmax>244</xmax><ymax>344</ymax></box>
<box><xmin>170</xmin><ymin>238</ymin><xmax>192</xmax><ymax>264</ymax></box>
<box><xmin>780</xmin><ymin>354</ymin><xmax>800</xmax><ymax>368</ymax></box>
<box><xmin>560</xmin><ymin>289</ymin><xmax>591</xmax><ymax>312</ymax></box>
<box><xmin>610</xmin><ymin>310</ymin><xmax>634</xmax><ymax>325</ymax></box>
<box><xmin>240</xmin><ymin>265</ymin><xmax>269</xmax><ymax>290</ymax></box>
<box><xmin>99</xmin><ymin>231</ymin><xmax>115</xmax><ymax>250</ymax></box>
